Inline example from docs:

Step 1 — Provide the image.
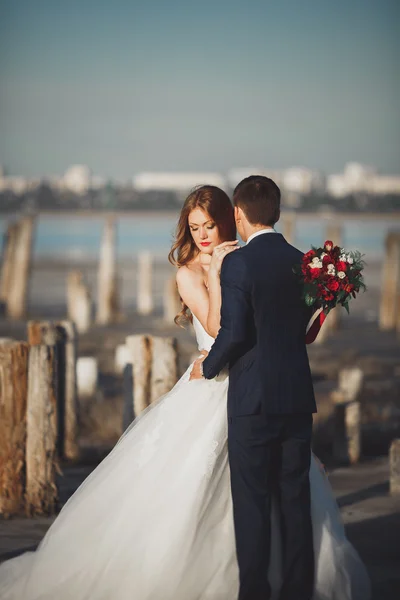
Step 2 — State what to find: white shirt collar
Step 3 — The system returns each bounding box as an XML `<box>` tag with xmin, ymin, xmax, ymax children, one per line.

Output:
<box><xmin>246</xmin><ymin>228</ymin><xmax>277</xmax><ymax>245</ymax></box>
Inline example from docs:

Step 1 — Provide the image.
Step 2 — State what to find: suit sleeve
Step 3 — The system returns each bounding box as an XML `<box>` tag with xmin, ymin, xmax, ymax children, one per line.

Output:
<box><xmin>202</xmin><ymin>251</ymin><xmax>252</xmax><ymax>379</ymax></box>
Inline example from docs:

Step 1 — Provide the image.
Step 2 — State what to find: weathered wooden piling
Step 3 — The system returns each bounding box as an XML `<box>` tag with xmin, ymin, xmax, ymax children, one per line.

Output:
<box><xmin>126</xmin><ymin>334</ymin><xmax>152</xmax><ymax>417</ymax></box>
<box><xmin>282</xmin><ymin>212</ymin><xmax>296</xmax><ymax>245</ymax></box>
<box><xmin>96</xmin><ymin>216</ymin><xmax>120</xmax><ymax>325</ymax></box>
<box><xmin>137</xmin><ymin>251</ymin><xmax>153</xmax><ymax>315</ymax></box>
<box><xmin>379</xmin><ymin>232</ymin><xmax>400</xmax><ymax>331</ymax></box>
<box><xmin>389</xmin><ymin>438</ymin><xmax>400</xmax><ymax>495</ymax></box>
<box><xmin>115</xmin><ymin>343</ymin><xmax>131</xmax><ymax>375</ymax></box>
<box><xmin>332</xmin><ymin>367</ymin><xmax>364</xmax><ymax>464</ymax></box>
<box><xmin>77</xmin><ymin>357</ymin><xmax>98</xmax><ymax>400</ymax></box>
<box><xmin>27</xmin><ymin>320</ymin><xmax>79</xmax><ymax>460</ymax></box>
<box><xmin>7</xmin><ymin>217</ymin><xmax>35</xmax><ymax>319</ymax></box>
<box><xmin>345</xmin><ymin>401</ymin><xmax>362</xmax><ymax>465</ymax></box>
<box><xmin>25</xmin><ymin>343</ymin><xmax>58</xmax><ymax>516</ymax></box>
<box><xmin>122</xmin><ymin>363</ymin><xmax>134</xmax><ymax>431</ymax></box>
<box><xmin>56</xmin><ymin>321</ymin><xmax>79</xmax><ymax>460</ymax></box>
<box><xmin>27</xmin><ymin>320</ymin><xmax>58</xmax><ymax>346</ymax></box>
<box><xmin>0</xmin><ymin>222</ymin><xmax>19</xmax><ymax>304</ymax></box>
<box><xmin>163</xmin><ymin>275</ymin><xmax>181</xmax><ymax>323</ymax></box>
<box><xmin>67</xmin><ymin>271</ymin><xmax>92</xmax><ymax>334</ymax></box>
<box><xmin>150</xmin><ymin>337</ymin><xmax>178</xmax><ymax>403</ymax></box>
<box><xmin>0</xmin><ymin>341</ymin><xmax>29</xmax><ymax>516</ymax></box>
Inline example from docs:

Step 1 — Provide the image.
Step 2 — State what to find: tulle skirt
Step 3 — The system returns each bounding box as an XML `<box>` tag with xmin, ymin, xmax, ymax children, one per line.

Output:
<box><xmin>0</xmin><ymin>366</ymin><xmax>370</xmax><ymax>600</ymax></box>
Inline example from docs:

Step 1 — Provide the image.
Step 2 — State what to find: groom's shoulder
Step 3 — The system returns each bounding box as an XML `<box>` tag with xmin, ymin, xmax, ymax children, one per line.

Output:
<box><xmin>223</xmin><ymin>246</ymin><xmax>247</xmax><ymax>267</ymax></box>
<box><xmin>220</xmin><ymin>246</ymin><xmax>248</xmax><ymax>277</ymax></box>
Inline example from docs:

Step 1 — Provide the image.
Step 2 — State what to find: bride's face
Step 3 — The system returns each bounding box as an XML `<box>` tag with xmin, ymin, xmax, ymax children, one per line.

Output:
<box><xmin>188</xmin><ymin>208</ymin><xmax>221</xmax><ymax>255</ymax></box>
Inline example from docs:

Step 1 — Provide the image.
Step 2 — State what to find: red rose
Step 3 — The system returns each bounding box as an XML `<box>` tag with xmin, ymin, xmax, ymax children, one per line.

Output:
<box><xmin>344</xmin><ymin>284</ymin><xmax>354</xmax><ymax>294</ymax></box>
<box><xmin>322</xmin><ymin>254</ymin><xmax>332</xmax><ymax>266</ymax></box>
<box><xmin>309</xmin><ymin>268</ymin><xmax>321</xmax><ymax>280</ymax></box>
<box><xmin>303</xmin><ymin>250</ymin><xmax>315</xmax><ymax>262</ymax></box>
<box><xmin>324</xmin><ymin>240</ymin><xmax>333</xmax><ymax>251</ymax></box>
<box><xmin>336</xmin><ymin>261</ymin><xmax>347</xmax><ymax>272</ymax></box>
<box><xmin>327</xmin><ymin>279</ymin><xmax>340</xmax><ymax>292</ymax></box>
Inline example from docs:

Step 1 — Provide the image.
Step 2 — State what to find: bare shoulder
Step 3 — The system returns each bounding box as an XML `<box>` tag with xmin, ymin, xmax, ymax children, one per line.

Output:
<box><xmin>176</xmin><ymin>264</ymin><xmax>204</xmax><ymax>290</ymax></box>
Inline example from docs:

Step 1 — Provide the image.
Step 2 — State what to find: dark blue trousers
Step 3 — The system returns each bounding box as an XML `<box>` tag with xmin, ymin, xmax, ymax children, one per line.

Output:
<box><xmin>228</xmin><ymin>413</ymin><xmax>314</xmax><ymax>600</ymax></box>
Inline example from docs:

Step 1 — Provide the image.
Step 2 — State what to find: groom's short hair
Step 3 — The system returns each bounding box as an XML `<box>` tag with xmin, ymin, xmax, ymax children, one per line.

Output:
<box><xmin>233</xmin><ymin>175</ymin><xmax>280</xmax><ymax>226</ymax></box>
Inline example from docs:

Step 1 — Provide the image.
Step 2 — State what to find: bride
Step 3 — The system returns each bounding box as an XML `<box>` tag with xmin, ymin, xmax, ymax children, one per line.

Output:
<box><xmin>0</xmin><ymin>186</ymin><xmax>370</xmax><ymax>600</ymax></box>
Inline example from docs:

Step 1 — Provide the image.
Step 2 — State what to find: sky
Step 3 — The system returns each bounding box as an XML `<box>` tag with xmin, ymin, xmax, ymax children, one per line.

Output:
<box><xmin>0</xmin><ymin>0</ymin><xmax>399</xmax><ymax>181</ymax></box>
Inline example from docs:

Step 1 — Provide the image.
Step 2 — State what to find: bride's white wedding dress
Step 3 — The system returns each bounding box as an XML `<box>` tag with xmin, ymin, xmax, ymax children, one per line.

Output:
<box><xmin>0</xmin><ymin>316</ymin><xmax>370</xmax><ymax>600</ymax></box>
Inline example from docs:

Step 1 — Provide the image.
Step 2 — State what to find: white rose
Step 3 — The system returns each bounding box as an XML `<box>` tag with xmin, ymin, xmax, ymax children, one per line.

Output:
<box><xmin>338</xmin><ymin>271</ymin><xmax>346</xmax><ymax>279</ymax></box>
<box><xmin>347</xmin><ymin>255</ymin><xmax>354</xmax><ymax>264</ymax></box>
<box><xmin>315</xmin><ymin>260</ymin><xmax>323</xmax><ymax>269</ymax></box>
<box><xmin>339</xmin><ymin>254</ymin><xmax>347</xmax><ymax>262</ymax></box>
<box><xmin>327</xmin><ymin>265</ymin><xmax>336</xmax><ymax>275</ymax></box>
<box><xmin>311</xmin><ymin>257</ymin><xmax>320</xmax><ymax>264</ymax></box>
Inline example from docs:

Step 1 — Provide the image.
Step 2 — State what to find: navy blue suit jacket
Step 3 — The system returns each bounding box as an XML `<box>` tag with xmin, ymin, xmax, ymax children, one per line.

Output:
<box><xmin>202</xmin><ymin>233</ymin><xmax>316</xmax><ymax>416</ymax></box>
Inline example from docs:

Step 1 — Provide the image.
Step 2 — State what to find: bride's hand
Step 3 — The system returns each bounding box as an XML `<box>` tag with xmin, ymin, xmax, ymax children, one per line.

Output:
<box><xmin>209</xmin><ymin>241</ymin><xmax>239</xmax><ymax>277</ymax></box>
<box><xmin>190</xmin><ymin>350</ymin><xmax>209</xmax><ymax>381</ymax></box>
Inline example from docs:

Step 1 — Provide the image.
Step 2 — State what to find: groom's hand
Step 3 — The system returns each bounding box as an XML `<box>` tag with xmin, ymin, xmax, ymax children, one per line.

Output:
<box><xmin>190</xmin><ymin>351</ymin><xmax>208</xmax><ymax>380</ymax></box>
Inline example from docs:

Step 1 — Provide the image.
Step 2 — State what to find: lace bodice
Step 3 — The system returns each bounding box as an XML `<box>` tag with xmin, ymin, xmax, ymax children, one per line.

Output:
<box><xmin>193</xmin><ymin>315</ymin><xmax>215</xmax><ymax>352</ymax></box>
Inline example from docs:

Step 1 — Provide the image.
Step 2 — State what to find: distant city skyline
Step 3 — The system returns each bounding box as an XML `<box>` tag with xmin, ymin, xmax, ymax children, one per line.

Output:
<box><xmin>0</xmin><ymin>0</ymin><xmax>399</xmax><ymax>180</ymax></box>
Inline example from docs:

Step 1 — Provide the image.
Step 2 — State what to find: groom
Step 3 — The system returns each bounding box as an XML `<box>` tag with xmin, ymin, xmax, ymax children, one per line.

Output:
<box><xmin>191</xmin><ymin>175</ymin><xmax>316</xmax><ymax>600</ymax></box>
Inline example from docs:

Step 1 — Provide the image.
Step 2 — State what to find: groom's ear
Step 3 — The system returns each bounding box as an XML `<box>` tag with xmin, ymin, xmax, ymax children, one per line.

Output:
<box><xmin>234</xmin><ymin>206</ymin><xmax>241</xmax><ymax>223</ymax></box>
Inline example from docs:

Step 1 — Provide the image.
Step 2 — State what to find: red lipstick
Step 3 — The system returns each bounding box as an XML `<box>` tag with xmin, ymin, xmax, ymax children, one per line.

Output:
<box><xmin>200</xmin><ymin>242</ymin><xmax>211</xmax><ymax>247</ymax></box>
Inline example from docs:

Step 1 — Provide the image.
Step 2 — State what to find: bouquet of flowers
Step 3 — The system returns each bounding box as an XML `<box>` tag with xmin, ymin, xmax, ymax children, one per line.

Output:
<box><xmin>294</xmin><ymin>240</ymin><xmax>366</xmax><ymax>343</ymax></box>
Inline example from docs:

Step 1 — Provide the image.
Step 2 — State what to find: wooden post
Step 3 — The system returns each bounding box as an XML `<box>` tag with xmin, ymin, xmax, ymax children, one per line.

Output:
<box><xmin>379</xmin><ymin>232</ymin><xmax>400</xmax><ymax>331</ymax></box>
<box><xmin>67</xmin><ymin>271</ymin><xmax>92</xmax><ymax>334</ymax></box>
<box><xmin>96</xmin><ymin>216</ymin><xmax>120</xmax><ymax>325</ymax></box>
<box><xmin>122</xmin><ymin>363</ymin><xmax>134</xmax><ymax>431</ymax></box>
<box><xmin>345</xmin><ymin>401</ymin><xmax>362</xmax><ymax>464</ymax></box>
<box><xmin>0</xmin><ymin>341</ymin><xmax>29</xmax><ymax>516</ymax></box>
<box><xmin>25</xmin><ymin>344</ymin><xmax>58</xmax><ymax>516</ymax></box>
<box><xmin>150</xmin><ymin>337</ymin><xmax>178</xmax><ymax>403</ymax></box>
<box><xmin>137</xmin><ymin>251</ymin><xmax>153</xmax><ymax>315</ymax></box>
<box><xmin>332</xmin><ymin>395</ymin><xmax>348</xmax><ymax>463</ymax></box>
<box><xmin>27</xmin><ymin>321</ymin><xmax>62</xmax><ymax>457</ymax></box>
<box><xmin>56</xmin><ymin>321</ymin><xmax>79</xmax><ymax>460</ymax></box>
<box><xmin>27</xmin><ymin>320</ymin><xmax>58</xmax><ymax>346</ymax></box>
<box><xmin>282</xmin><ymin>212</ymin><xmax>296</xmax><ymax>245</ymax></box>
<box><xmin>77</xmin><ymin>357</ymin><xmax>98</xmax><ymax>400</ymax></box>
<box><xmin>126</xmin><ymin>334</ymin><xmax>152</xmax><ymax>417</ymax></box>
<box><xmin>163</xmin><ymin>275</ymin><xmax>181</xmax><ymax>323</ymax></box>
<box><xmin>7</xmin><ymin>217</ymin><xmax>35</xmax><ymax>319</ymax></box>
<box><xmin>325</xmin><ymin>221</ymin><xmax>343</xmax><ymax>249</ymax></box>
<box><xmin>0</xmin><ymin>222</ymin><xmax>19</xmax><ymax>304</ymax></box>
<box><xmin>115</xmin><ymin>343</ymin><xmax>131</xmax><ymax>374</ymax></box>
<box><xmin>389</xmin><ymin>438</ymin><xmax>400</xmax><ymax>495</ymax></box>
<box><xmin>28</xmin><ymin>320</ymin><xmax>78</xmax><ymax>460</ymax></box>
<box><xmin>332</xmin><ymin>368</ymin><xmax>364</xmax><ymax>464</ymax></box>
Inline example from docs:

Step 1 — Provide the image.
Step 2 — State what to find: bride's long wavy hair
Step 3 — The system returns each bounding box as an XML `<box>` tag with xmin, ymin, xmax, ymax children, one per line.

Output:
<box><xmin>168</xmin><ymin>185</ymin><xmax>236</xmax><ymax>326</ymax></box>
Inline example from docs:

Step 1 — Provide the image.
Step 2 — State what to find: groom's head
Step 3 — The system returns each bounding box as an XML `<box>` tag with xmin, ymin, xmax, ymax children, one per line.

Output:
<box><xmin>233</xmin><ymin>175</ymin><xmax>281</xmax><ymax>242</ymax></box>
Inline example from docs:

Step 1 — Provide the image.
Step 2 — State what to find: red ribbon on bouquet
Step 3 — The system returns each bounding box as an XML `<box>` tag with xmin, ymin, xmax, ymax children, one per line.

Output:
<box><xmin>305</xmin><ymin>310</ymin><xmax>328</xmax><ymax>345</ymax></box>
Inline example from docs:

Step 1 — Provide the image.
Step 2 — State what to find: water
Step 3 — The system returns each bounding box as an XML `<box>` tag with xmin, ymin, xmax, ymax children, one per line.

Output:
<box><xmin>0</xmin><ymin>212</ymin><xmax>398</xmax><ymax>262</ymax></box>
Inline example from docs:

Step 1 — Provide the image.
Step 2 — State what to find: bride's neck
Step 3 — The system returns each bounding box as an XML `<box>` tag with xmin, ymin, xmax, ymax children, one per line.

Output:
<box><xmin>199</xmin><ymin>253</ymin><xmax>211</xmax><ymax>273</ymax></box>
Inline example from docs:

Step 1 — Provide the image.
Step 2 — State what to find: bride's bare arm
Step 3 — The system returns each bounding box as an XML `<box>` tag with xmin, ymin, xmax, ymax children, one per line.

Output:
<box><xmin>176</xmin><ymin>267</ymin><xmax>211</xmax><ymax>334</ymax></box>
<box><xmin>205</xmin><ymin>263</ymin><xmax>222</xmax><ymax>338</ymax></box>
<box><xmin>176</xmin><ymin>241</ymin><xmax>238</xmax><ymax>337</ymax></box>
